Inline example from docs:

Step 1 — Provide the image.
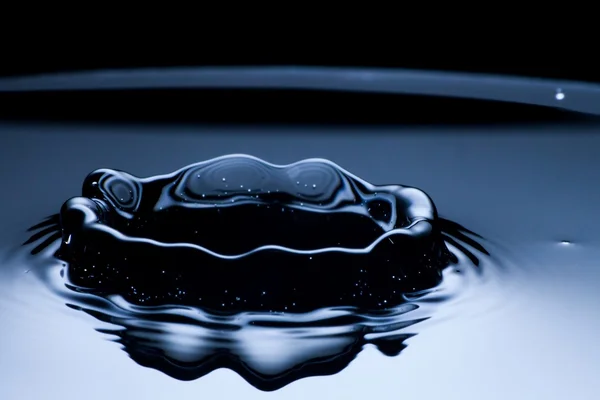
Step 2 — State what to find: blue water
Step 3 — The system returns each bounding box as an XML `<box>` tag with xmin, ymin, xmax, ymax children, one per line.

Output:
<box><xmin>1</xmin><ymin>69</ymin><xmax>600</xmax><ymax>399</ymax></box>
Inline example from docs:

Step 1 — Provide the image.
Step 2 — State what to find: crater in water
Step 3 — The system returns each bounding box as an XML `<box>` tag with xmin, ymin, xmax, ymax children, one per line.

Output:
<box><xmin>23</xmin><ymin>154</ymin><xmax>492</xmax><ymax>391</ymax></box>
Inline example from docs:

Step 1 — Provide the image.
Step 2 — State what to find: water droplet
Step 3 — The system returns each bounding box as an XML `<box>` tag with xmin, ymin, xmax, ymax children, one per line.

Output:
<box><xmin>555</xmin><ymin>89</ymin><xmax>565</xmax><ymax>100</ymax></box>
<box><xmin>40</xmin><ymin>153</ymin><xmax>493</xmax><ymax>386</ymax></box>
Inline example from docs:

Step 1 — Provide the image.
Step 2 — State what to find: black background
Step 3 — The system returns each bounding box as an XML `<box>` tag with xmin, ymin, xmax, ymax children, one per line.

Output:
<box><xmin>1</xmin><ymin>25</ymin><xmax>596</xmax><ymax>125</ymax></box>
<box><xmin>0</xmin><ymin>25</ymin><xmax>594</xmax><ymax>82</ymax></box>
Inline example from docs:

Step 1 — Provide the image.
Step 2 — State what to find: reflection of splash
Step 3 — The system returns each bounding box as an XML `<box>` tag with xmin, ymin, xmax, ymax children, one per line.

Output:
<box><xmin>19</xmin><ymin>155</ymin><xmax>494</xmax><ymax>391</ymax></box>
<box><xmin>66</xmin><ymin>300</ymin><xmax>422</xmax><ymax>391</ymax></box>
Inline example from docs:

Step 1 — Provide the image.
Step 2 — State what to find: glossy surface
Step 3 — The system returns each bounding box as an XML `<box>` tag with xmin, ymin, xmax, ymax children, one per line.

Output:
<box><xmin>1</xmin><ymin>68</ymin><xmax>600</xmax><ymax>399</ymax></box>
<box><xmin>21</xmin><ymin>155</ymin><xmax>489</xmax><ymax>389</ymax></box>
<box><xmin>2</xmin><ymin>124</ymin><xmax>599</xmax><ymax>399</ymax></box>
<box><xmin>45</xmin><ymin>156</ymin><xmax>470</xmax><ymax>311</ymax></box>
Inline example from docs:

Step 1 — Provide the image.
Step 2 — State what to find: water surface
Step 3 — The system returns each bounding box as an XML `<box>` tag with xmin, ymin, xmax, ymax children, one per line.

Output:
<box><xmin>1</xmin><ymin>70</ymin><xmax>600</xmax><ymax>399</ymax></box>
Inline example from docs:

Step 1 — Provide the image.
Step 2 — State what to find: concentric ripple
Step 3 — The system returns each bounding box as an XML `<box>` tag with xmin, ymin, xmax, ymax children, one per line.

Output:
<box><xmin>22</xmin><ymin>154</ymin><xmax>495</xmax><ymax>391</ymax></box>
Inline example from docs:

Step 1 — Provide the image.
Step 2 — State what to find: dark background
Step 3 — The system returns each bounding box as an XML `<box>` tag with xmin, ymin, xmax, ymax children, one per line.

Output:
<box><xmin>1</xmin><ymin>24</ymin><xmax>595</xmax><ymax>125</ymax></box>
<box><xmin>0</xmin><ymin>25</ymin><xmax>595</xmax><ymax>82</ymax></box>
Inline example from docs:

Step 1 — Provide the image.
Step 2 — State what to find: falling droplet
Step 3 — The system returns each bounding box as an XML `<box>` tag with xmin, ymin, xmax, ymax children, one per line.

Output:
<box><xmin>555</xmin><ymin>89</ymin><xmax>565</xmax><ymax>101</ymax></box>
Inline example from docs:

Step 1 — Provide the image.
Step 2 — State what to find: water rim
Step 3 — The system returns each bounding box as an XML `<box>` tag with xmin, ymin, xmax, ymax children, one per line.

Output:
<box><xmin>0</xmin><ymin>66</ymin><xmax>598</xmax><ymax>116</ymax></box>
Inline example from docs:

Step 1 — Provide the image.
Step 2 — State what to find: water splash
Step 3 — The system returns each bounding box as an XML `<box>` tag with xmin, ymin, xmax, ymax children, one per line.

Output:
<box><xmin>20</xmin><ymin>154</ymin><xmax>495</xmax><ymax>391</ymax></box>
